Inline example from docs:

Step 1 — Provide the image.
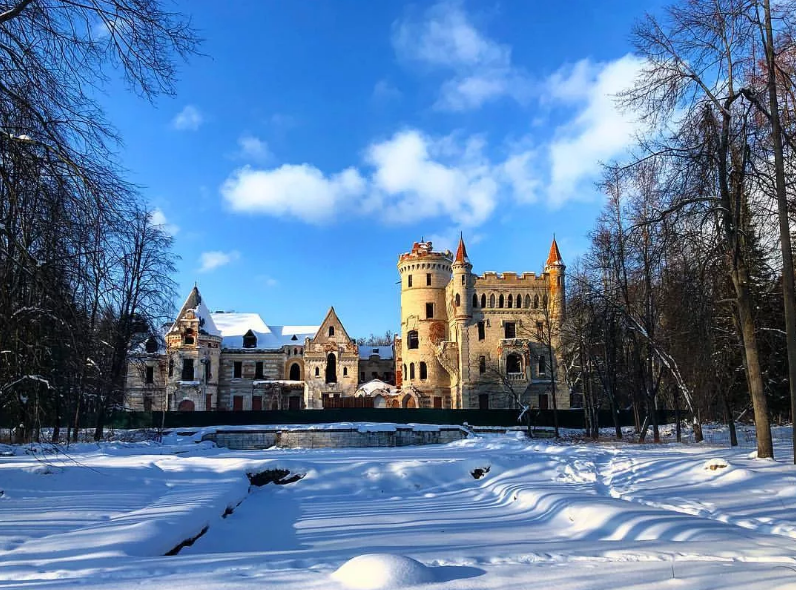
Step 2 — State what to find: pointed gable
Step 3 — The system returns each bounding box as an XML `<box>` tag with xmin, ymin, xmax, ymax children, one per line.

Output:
<box><xmin>311</xmin><ymin>306</ymin><xmax>354</xmax><ymax>344</ymax></box>
<box><xmin>171</xmin><ymin>285</ymin><xmax>220</xmax><ymax>336</ymax></box>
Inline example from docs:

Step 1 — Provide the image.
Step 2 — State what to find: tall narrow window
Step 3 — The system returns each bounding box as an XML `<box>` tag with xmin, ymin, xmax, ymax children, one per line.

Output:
<box><xmin>479</xmin><ymin>356</ymin><xmax>486</xmax><ymax>374</ymax></box>
<box><xmin>408</xmin><ymin>275</ymin><xmax>413</xmax><ymax>288</ymax></box>
<box><xmin>498</xmin><ymin>294</ymin><xmax>504</xmax><ymax>308</ymax></box>
<box><xmin>461</xmin><ymin>275</ymin><xmax>466</xmax><ymax>285</ymax></box>
<box><xmin>419</xmin><ymin>362</ymin><xmax>427</xmax><ymax>380</ymax></box>
<box><xmin>426</xmin><ymin>302</ymin><xmax>434</xmax><ymax>319</ymax></box>
<box><xmin>204</xmin><ymin>360</ymin><xmax>211</xmax><ymax>381</ymax></box>
<box><xmin>516</xmin><ymin>293</ymin><xmax>522</xmax><ymax>308</ymax></box>
<box><xmin>525</xmin><ymin>294</ymin><xmax>531</xmax><ymax>308</ymax></box>
<box><xmin>472</xmin><ymin>293</ymin><xmax>478</xmax><ymax>307</ymax></box>
<box><xmin>478</xmin><ymin>321</ymin><xmax>485</xmax><ymax>340</ymax></box>
<box><xmin>534</xmin><ymin>294</ymin><xmax>539</xmax><ymax>309</ymax></box>
<box><xmin>507</xmin><ymin>294</ymin><xmax>513</xmax><ymax>308</ymax></box>
<box><xmin>325</xmin><ymin>353</ymin><xmax>337</xmax><ymax>383</ymax></box>
<box><xmin>289</xmin><ymin>363</ymin><xmax>301</xmax><ymax>381</ymax></box>
<box><xmin>315</xmin><ymin>366</ymin><xmax>320</xmax><ymax>376</ymax></box>
<box><xmin>455</xmin><ymin>293</ymin><xmax>461</xmax><ymax>306</ymax></box>
<box><xmin>181</xmin><ymin>358</ymin><xmax>194</xmax><ymax>381</ymax></box>
<box><xmin>343</xmin><ymin>367</ymin><xmax>348</xmax><ymax>377</ymax></box>
<box><xmin>233</xmin><ymin>361</ymin><xmax>242</xmax><ymax>379</ymax></box>
<box><xmin>407</xmin><ymin>330</ymin><xmax>419</xmax><ymax>349</ymax></box>
<box><xmin>168</xmin><ymin>359</ymin><xmax>174</xmax><ymax>377</ymax></box>
<box><xmin>543</xmin><ymin>294</ymin><xmax>548</xmax><ymax>309</ymax></box>
<box><xmin>489</xmin><ymin>294</ymin><xmax>495</xmax><ymax>308</ymax></box>
<box><xmin>145</xmin><ymin>366</ymin><xmax>154</xmax><ymax>384</ymax></box>
<box><xmin>426</xmin><ymin>273</ymin><xmax>431</xmax><ymax>286</ymax></box>
<box><xmin>409</xmin><ymin>363</ymin><xmax>415</xmax><ymax>380</ymax></box>
<box><xmin>538</xmin><ymin>355</ymin><xmax>546</xmax><ymax>374</ymax></box>
<box><xmin>255</xmin><ymin>361</ymin><xmax>264</xmax><ymax>379</ymax></box>
<box><xmin>328</xmin><ymin>326</ymin><xmax>335</xmax><ymax>337</ymax></box>
<box><xmin>403</xmin><ymin>364</ymin><xmax>407</xmax><ymax>379</ymax></box>
<box><xmin>504</xmin><ymin>322</ymin><xmax>516</xmax><ymax>339</ymax></box>
<box><xmin>481</xmin><ymin>294</ymin><xmax>486</xmax><ymax>308</ymax></box>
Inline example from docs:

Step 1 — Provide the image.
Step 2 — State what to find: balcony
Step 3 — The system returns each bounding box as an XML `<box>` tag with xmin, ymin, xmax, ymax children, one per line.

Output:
<box><xmin>506</xmin><ymin>372</ymin><xmax>525</xmax><ymax>381</ymax></box>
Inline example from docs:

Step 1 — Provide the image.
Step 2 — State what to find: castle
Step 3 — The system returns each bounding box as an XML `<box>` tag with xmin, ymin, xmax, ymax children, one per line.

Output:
<box><xmin>124</xmin><ymin>236</ymin><xmax>569</xmax><ymax>412</ymax></box>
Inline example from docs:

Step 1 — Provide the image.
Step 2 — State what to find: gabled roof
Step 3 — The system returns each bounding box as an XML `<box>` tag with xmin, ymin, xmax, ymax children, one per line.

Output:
<box><xmin>311</xmin><ymin>306</ymin><xmax>354</xmax><ymax>344</ymax></box>
<box><xmin>545</xmin><ymin>237</ymin><xmax>564</xmax><ymax>268</ymax></box>
<box><xmin>210</xmin><ymin>312</ymin><xmax>317</xmax><ymax>349</ymax></box>
<box><xmin>170</xmin><ymin>286</ymin><xmax>221</xmax><ymax>336</ymax></box>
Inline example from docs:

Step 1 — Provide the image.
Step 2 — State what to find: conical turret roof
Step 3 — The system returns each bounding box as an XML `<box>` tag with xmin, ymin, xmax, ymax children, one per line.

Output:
<box><xmin>455</xmin><ymin>233</ymin><xmax>469</xmax><ymax>264</ymax></box>
<box><xmin>546</xmin><ymin>237</ymin><xmax>564</xmax><ymax>268</ymax></box>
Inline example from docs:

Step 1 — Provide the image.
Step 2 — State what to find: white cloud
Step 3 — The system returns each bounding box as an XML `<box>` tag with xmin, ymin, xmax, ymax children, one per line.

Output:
<box><xmin>392</xmin><ymin>1</ymin><xmax>531</xmax><ymax>111</ymax></box>
<box><xmin>545</xmin><ymin>54</ymin><xmax>643</xmax><ymax>206</ymax></box>
<box><xmin>236</xmin><ymin>135</ymin><xmax>271</xmax><ymax>163</ymax></box>
<box><xmin>149</xmin><ymin>208</ymin><xmax>180</xmax><ymax>236</ymax></box>
<box><xmin>198</xmin><ymin>250</ymin><xmax>240</xmax><ymax>273</ymax></box>
<box><xmin>171</xmin><ymin>105</ymin><xmax>203</xmax><ymax>131</ymax></box>
<box><xmin>221</xmin><ymin>164</ymin><xmax>366</xmax><ymax>224</ymax></box>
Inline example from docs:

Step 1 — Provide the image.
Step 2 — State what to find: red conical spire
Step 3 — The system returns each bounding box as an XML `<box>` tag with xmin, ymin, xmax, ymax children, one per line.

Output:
<box><xmin>546</xmin><ymin>235</ymin><xmax>563</xmax><ymax>267</ymax></box>
<box><xmin>455</xmin><ymin>232</ymin><xmax>469</xmax><ymax>263</ymax></box>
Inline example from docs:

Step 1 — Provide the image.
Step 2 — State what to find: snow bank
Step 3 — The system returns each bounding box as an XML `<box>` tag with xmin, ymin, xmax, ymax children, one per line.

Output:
<box><xmin>331</xmin><ymin>554</ymin><xmax>437</xmax><ymax>589</ymax></box>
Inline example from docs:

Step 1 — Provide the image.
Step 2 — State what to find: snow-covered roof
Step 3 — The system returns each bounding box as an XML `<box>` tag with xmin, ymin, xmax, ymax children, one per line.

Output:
<box><xmin>211</xmin><ymin>312</ymin><xmax>318</xmax><ymax>350</ymax></box>
<box><xmin>359</xmin><ymin>345</ymin><xmax>394</xmax><ymax>360</ymax></box>
<box><xmin>170</xmin><ymin>286</ymin><xmax>221</xmax><ymax>337</ymax></box>
<box><xmin>356</xmin><ymin>379</ymin><xmax>399</xmax><ymax>397</ymax></box>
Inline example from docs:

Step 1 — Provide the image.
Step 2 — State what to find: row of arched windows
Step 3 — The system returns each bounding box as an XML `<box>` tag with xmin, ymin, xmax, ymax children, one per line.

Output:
<box><xmin>471</xmin><ymin>292</ymin><xmax>548</xmax><ymax>310</ymax></box>
<box><xmin>402</xmin><ymin>362</ymin><xmax>428</xmax><ymax>381</ymax></box>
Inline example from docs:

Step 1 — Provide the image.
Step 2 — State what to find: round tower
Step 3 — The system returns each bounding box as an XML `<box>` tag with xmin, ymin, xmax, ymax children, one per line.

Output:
<box><xmin>451</xmin><ymin>233</ymin><xmax>473</xmax><ymax>320</ymax></box>
<box><xmin>544</xmin><ymin>236</ymin><xmax>566</xmax><ymax>320</ymax></box>
<box><xmin>397</xmin><ymin>241</ymin><xmax>453</xmax><ymax>405</ymax></box>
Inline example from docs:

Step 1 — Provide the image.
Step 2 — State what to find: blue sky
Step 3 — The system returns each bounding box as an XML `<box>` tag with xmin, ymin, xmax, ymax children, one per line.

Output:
<box><xmin>102</xmin><ymin>0</ymin><xmax>662</xmax><ymax>337</ymax></box>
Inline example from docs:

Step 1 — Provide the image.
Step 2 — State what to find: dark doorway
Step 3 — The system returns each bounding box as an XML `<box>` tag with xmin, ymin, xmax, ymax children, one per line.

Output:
<box><xmin>233</xmin><ymin>395</ymin><xmax>243</xmax><ymax>411</ymax></box>
<box><xmin>289</xmin><ymin>396</ymin><xmax>301</xmax><ymax>411</ymax></box>
<box><xmin>205</xmin><ymin>394</ymin><xmax>212</xmax><ymax>411</ymax></box>
<box><xmin>539</xmin><ymin>394</ymin><xmax>549</xmax><ymax>410</ymax></box>
<box><xmin>178</xmin><ymin>399</ymin><xmax>195</xmax><ymax>412</ymax></box>
<box><xmin>433</xmin><ymin>396</ymin><xmax>442</xmax><ymax>409</ymax></box>
<box><xmin>289</xmin><ymin>363</ymin><xmax>301</xmax><ymax>381</ymax></box>
<box><xmin>325</xmin><ymin>353</ymin><xmax>337</xmax><ymax>383</ymax></box>
<box><xmin>252</xmin><ymin>396</ymin><xmax>262</xmax><ymax>411</ymax></box>
<box><xmin>479</xmin><ymin>394</ymin><xmax>489</xmax><ymax>410</ymax></box>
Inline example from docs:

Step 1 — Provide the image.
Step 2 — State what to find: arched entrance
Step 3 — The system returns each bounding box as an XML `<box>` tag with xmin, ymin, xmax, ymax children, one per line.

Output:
<box><xmin>177</xmin><ymin>399</ymin><xmax>195</xmax><ymax>412</ymax></box>
<box><xmin>402</xmin><ymin>395</ymin><xmax>417</xmax><ymax>408</ymax></box>
<box><xmin>325</xmin><ymin>353</ymin><xmax>336</xmax><ymax>383</ymax></box>
<box><xmin>289</xmin><ymin>363</ymin><xmax>301</xmax><ymax>381</ymax></box>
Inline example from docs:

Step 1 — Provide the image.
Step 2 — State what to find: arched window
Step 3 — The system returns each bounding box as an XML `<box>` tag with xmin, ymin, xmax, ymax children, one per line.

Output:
<box><xmin>293</xmin><ymin>348</ymin><xmax>298</xmax><ymax>355</ymax></box>
<box><xmin>409</xmin><ymin>363</ymin><xmax>415</xmax><ymax>380</ymax></box>
<box><xmin>403</xmin><ymin>364</ymin><xmax>407</xmax><ymax>378</ymax></box>
<box><xmin>538</xmin><ymin>355</ymin><xmax>546</xmax><ymax>374</ymax></box>
<box><xmin>183</xmin><ymin>328</ymin><xmax>194</xmax><ymax>345</ymax></box>
<box><xmin>289</xmin><ymin>363</ymin><xmax>301</xmax><ymax>381</ymax></box>
<box><xmin>419</xmin><ymin>362</ymin><xmax>427</xmax><ymax>380</ymax></box>
<box><xmin>168</xmin><ymin>358</ymin><xmax>174</xmax><ymax>377</ymax></box>
<box><xmin>498</xmin><ymin>294</ymin><xmax>504</xmax><ymax>308</ymax></box>
<box><xmin>542</xmin><ymin>294</ymin><xmax>548</xmax><ymax>309</ymax></box>
<box><xmin>407</xmin><ymin>330</ymin><xmax>419</xmax><ymax>349</ymax></box>
<box><xmin>507</xmin><ymin>353</ymin><xmax>522</xmax><ymax>374</ymax></box>
<box><xmin>455</xmin><ymin>293</ymin><xmax>461</xmax><ymax>306</ymax></box>
<box><xmin>525</xmin><ymin>294</ymin><xmax>531</xmax><ymax>308</ymax></box>
<box><xmin>489</xmin><ymin>294</ymin><xmax>495</xmax><ymax>308</ymax></box>
<box><xmin>145</xmin><ymin>337</ymin><xmax>158</xmax><ymax>353</ymax></box>
<box><xmin>516</xmin><ymin>293</ymin><xmax>522</xmax><ymax>308</ymax></box>
<box><xmin>343</xmin><ymin>367</ymin><xmax>348</xmax><ymax>377</ymax></box>
<box><xmin>243</xmin><ymin>329</ymin><xmax>257</xmax><ymax>348</ymax></box>
<box><xmin>534</xmin><ymin>294</ymin><xmax>539</xmax><ymax>309</ymax></box>
<box><xmin>325</xmin><ymin>353</ymin><xmax>337</xmax><ymax>383</ymax></box>
<box><xmin>481</xmin><ymin>294</ymin><xmax>486</xmax><ymax>308</ymax></box>
<box><xmin>472</xmin><ymin>293</ymin><xmax>478</xmax><ymax>307</ymax></box>
<box><xmin>328</xmin><ymin>326</ymin><xmax>335</xmax><ymax>337</ymax></box>
<box><xmin>507</xmin><ymin>294</ymin><xmax>513</xmax><ymax>308</ymax></box>
<box><xmin>315</xmin><ymin>367</ymin><xmax>320</xmax><ymax>376</ymax></box>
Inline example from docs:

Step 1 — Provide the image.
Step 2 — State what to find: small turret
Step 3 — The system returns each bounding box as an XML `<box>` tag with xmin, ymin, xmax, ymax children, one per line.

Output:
<box><xmin>544</xmin><ymin>236</ymin><xmax>566</xmax><ymax>319</ymax></box>
<box><xmin>452</xmin><ymin>233</ymin><xmax>473</xmax><ymax>319</ymax></box>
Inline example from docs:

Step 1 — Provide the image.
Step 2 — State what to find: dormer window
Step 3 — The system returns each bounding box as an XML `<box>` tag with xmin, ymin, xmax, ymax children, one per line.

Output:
<box><xmin>242</xmin><ymin>330</ymin><xmax>257</xmax><ymax>348</ymax></box>
<box><xmin>183</xmin><ymin>329</ymin><xmax>194</xmax><ymax>345</ymax></box>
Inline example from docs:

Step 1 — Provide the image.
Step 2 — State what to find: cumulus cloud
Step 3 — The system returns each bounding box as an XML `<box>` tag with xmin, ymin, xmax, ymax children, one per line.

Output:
<box><xmin>392</xmin><ymin>1</ymin><xmax>531</xmax><ymax>111</ymax></box>
<box><xmin>198</xmin><ymin>250</ymin><xmax>240</xmax><ymax>273</ymax></box>
<box><xmin>236</xmin><ymin>135</ymin><xmax>271</xmax><ymax>163</ymax></box>
<box><xmin>149</xmin><ymin>208</ymin><xmax>180</xmax><ymax>236</ymax></box>
<box><xmin>171</xmin><ymin>105</ymin><xmax>203</xmax><ymax>131</ymax></box>
<box><xmin>545</xmin><ymin>54</ymin><xmax>643</xmax><ymax>206</ymax></box>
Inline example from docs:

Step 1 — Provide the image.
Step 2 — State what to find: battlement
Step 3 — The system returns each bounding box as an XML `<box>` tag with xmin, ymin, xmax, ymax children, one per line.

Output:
<box><xmin>476</xmin><ymin>271</ymin><xmax>549</xmax><ymax>285</ymax></box>
<box><xmin>398</xmin><ymin>241</ymin><xmax>453</xmax><ymax>265</ymax></box>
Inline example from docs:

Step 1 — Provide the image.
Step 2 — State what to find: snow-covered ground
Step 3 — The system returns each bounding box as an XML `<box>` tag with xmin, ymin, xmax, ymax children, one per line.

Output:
<box><xmin>1</xmin><ymin>426</ymin><xmax>795</xmax><ymax>589</ymax></box>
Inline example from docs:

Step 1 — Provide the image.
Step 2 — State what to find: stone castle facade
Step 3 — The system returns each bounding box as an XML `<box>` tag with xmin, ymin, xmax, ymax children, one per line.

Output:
<box><xmin>124</xmin><ymin>237</ymin><xmax>568</xmax><ymax>412</ymax></box>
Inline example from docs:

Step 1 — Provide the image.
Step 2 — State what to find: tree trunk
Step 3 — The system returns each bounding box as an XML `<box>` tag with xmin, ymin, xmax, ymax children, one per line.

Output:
<box><xmin>762</xmin><ymin>0</ymin><xmax>796</xmax><ymax>464</ymax></box>
<box><xmin>723</xmin><ymin>389</ymin><xmax>738</xmax><ymax>447</ymax></box>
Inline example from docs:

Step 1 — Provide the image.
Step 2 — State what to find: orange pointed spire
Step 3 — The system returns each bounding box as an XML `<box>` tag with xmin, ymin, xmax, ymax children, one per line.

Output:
<box><xmin>546</xmin><ymin>236</ymin><xmax>563</xmax><ymax>267</ymax></box>
<box><xmin>455</xmin><ymin>232</ymin><xmax>469</xmax><ymax>263</ymax></box>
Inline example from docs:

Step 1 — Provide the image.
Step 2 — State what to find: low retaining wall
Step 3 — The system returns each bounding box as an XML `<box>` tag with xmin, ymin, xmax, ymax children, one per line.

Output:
<box><xmin>202</xmin><ymin>425</ymin><xmax>467</xmax><ymax>450</ymax></box>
